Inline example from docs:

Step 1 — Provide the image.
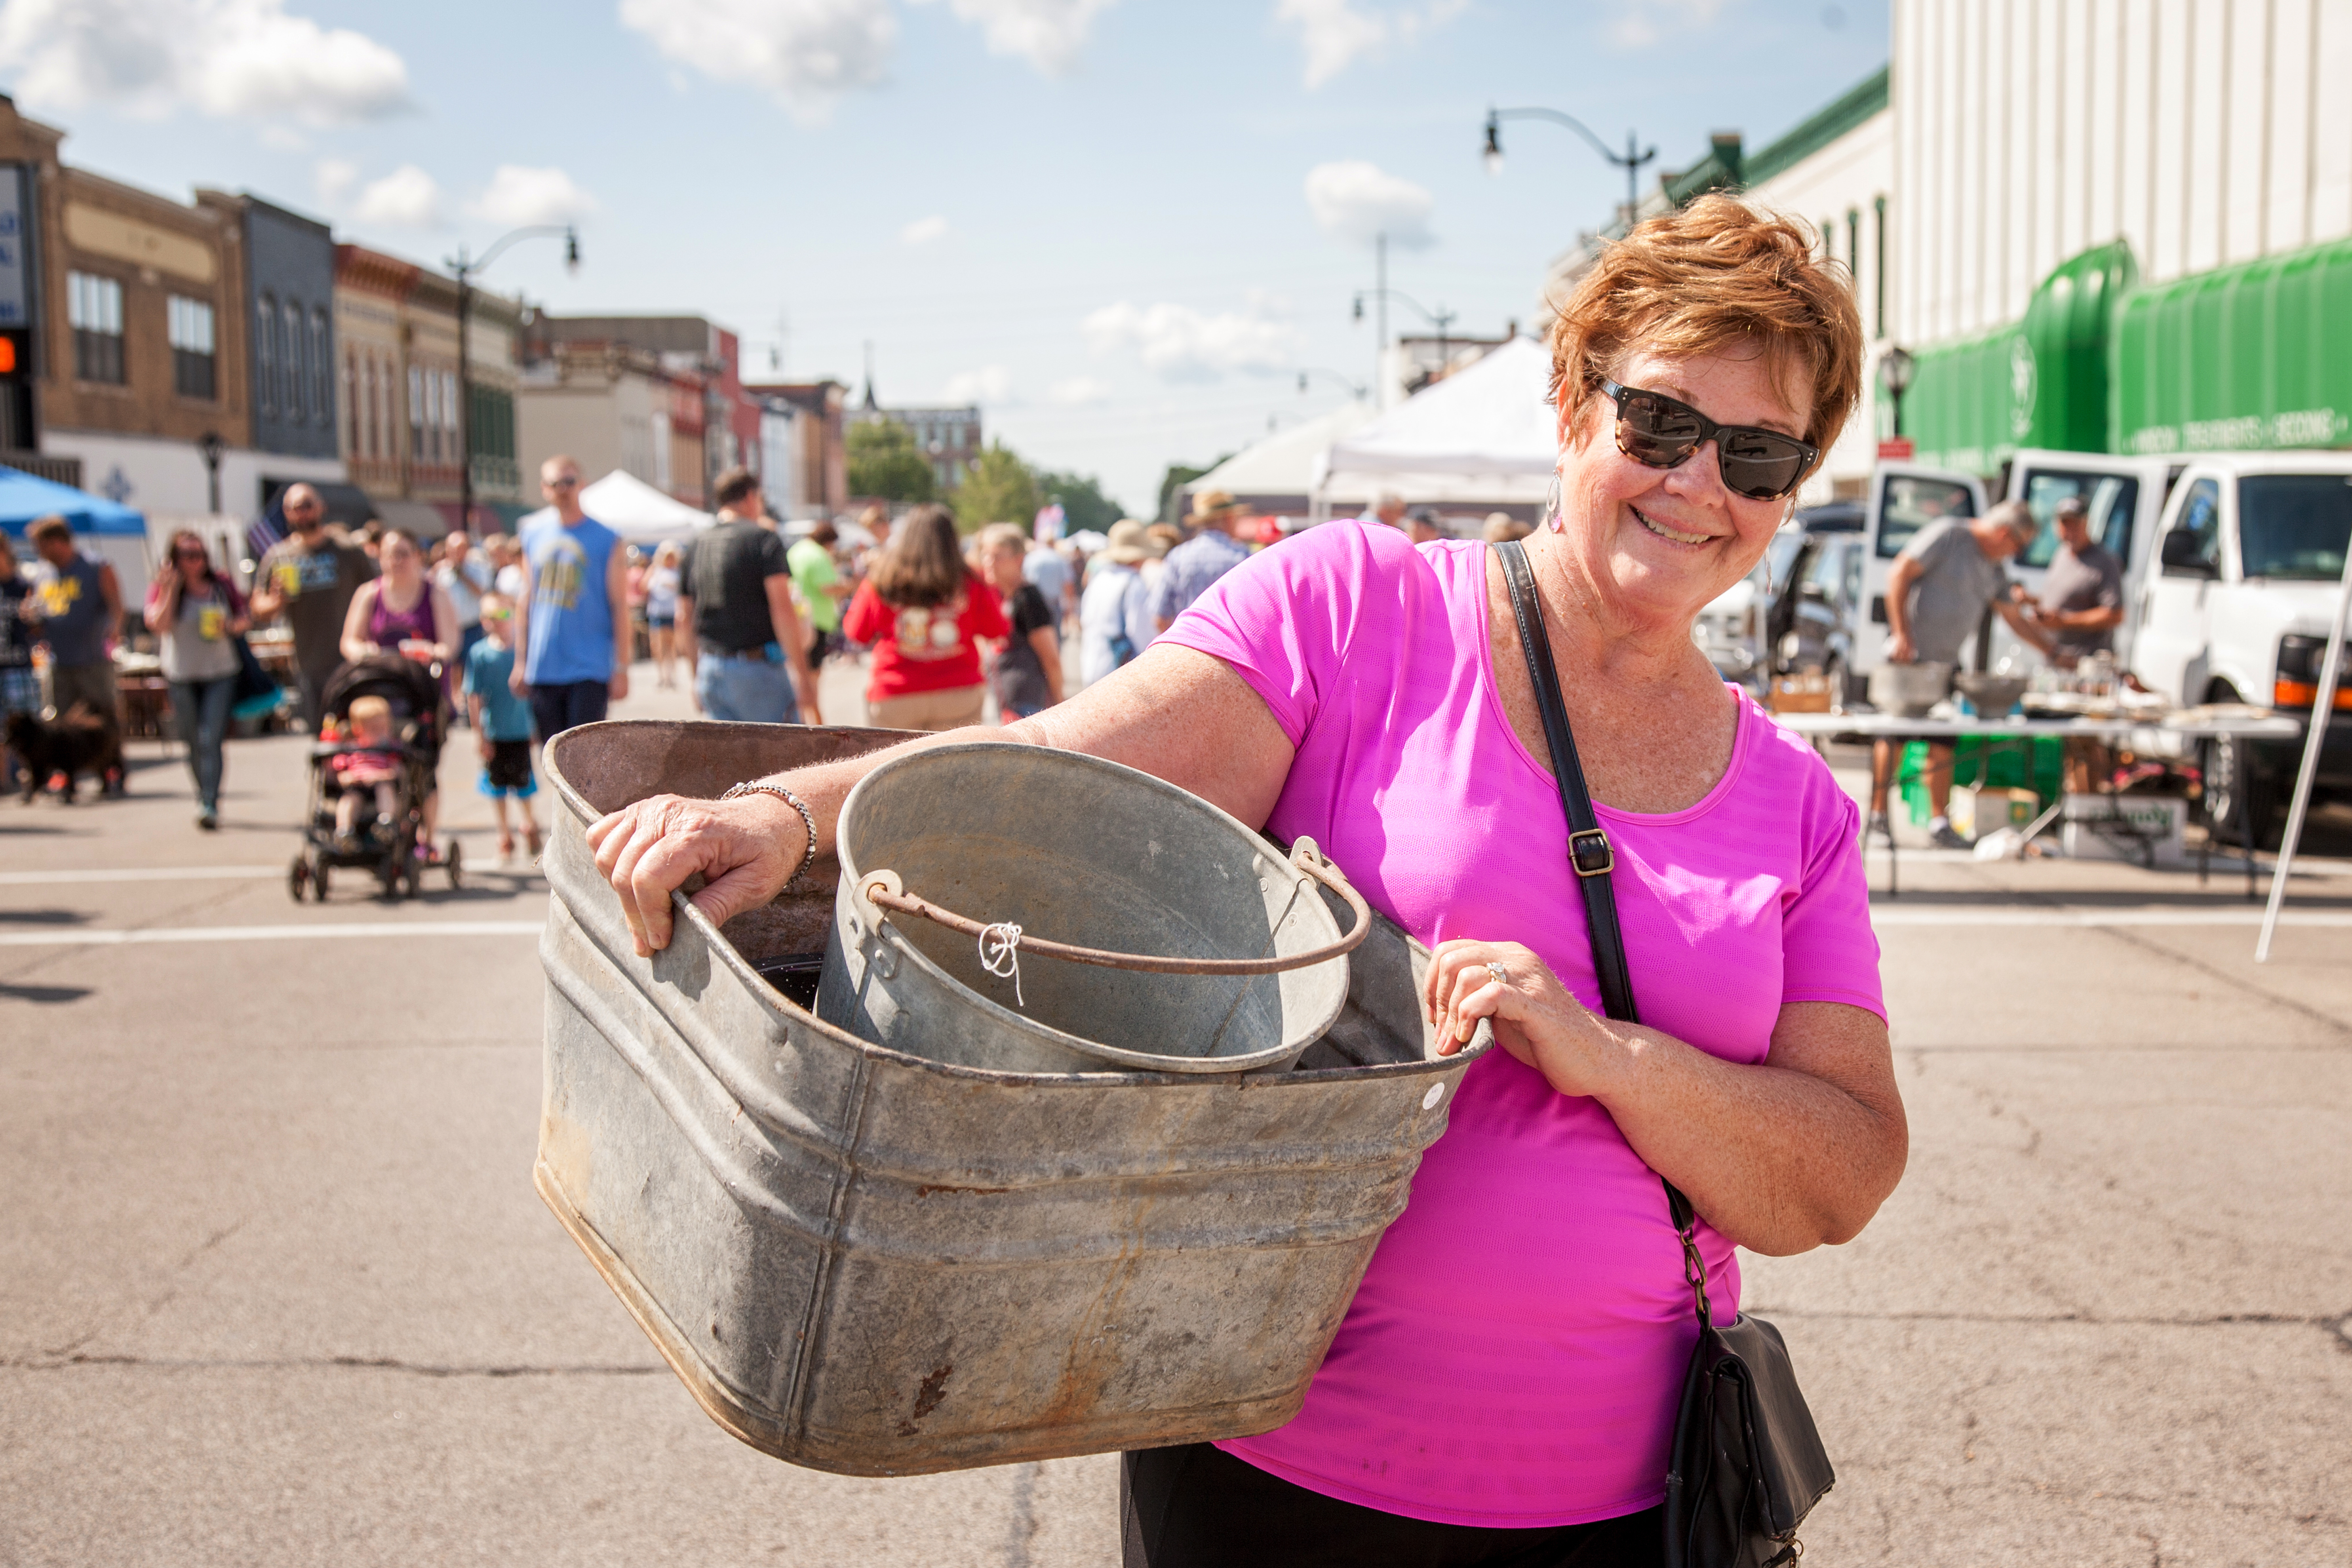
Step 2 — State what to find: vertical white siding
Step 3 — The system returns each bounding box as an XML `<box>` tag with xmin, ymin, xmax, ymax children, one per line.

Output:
<box><xmin>1895</xmin><ymin>0</ymin><xmax>2352</xmax><ymax>349</ymax></box>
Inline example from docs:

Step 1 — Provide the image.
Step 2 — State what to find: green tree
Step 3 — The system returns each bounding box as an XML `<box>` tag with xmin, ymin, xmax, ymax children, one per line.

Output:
<box><xmin>1035</xmin><ymin>469</ymin><xmax>1123</xmax><ymax>535</ymax></box>
<box><xmin>847</xmin><ymin>419</ymin><xmax>935</xmax><ymax>502</ymax></box>
<box><xmin>951</xmin><ymin>441</ymin><xmax>1039</xmax><ymax>530</ymax></box>
<box><xmin>1156</xmin><ymin>458</ymin><xmax>1230</xmax><ymax>525</ymax></box>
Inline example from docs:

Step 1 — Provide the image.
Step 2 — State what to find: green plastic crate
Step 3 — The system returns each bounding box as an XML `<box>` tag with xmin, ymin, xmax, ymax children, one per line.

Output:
<box><xmin>1898</xmin><ymin>736</ymin><xmax>2062</xmax><ymax>826</ymax></box>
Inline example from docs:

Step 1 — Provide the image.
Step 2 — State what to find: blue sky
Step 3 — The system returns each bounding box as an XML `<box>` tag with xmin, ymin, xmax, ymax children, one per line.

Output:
<box><xmin>0</xmin><ymin>0</ymin><xmax>1888</xmax><ymax>511</ymax></box>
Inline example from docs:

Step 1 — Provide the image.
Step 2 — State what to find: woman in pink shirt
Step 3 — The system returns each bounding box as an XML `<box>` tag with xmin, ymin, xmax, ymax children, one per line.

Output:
<box><xmin>588</xmin><ymin>195</ymin><xmax>1906</xmax><ymax>1565</ymax></box>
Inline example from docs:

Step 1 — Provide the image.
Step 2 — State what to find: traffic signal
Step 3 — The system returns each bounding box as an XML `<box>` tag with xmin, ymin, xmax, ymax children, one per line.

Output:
<box><xmin>0</xmin><ymin>329</ymin><xmax>23</xmax><ymax>377</ymax></box>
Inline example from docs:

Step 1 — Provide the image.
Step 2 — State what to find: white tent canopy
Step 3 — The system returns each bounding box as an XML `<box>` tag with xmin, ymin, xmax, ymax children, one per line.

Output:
<box><xmin>1312</xmin><ymin>337</ymin><xmax>1557</xmax><ymax>508</ymax></box>
<box><xmin>1191</xmin><ymin>400</ymin><xmax>1378</xmax><ymax>499</ymax></box>
<box><xmin>514</xmin><ymin>469</ymin><xmax>714</xmax><ymax>545</ymax></box>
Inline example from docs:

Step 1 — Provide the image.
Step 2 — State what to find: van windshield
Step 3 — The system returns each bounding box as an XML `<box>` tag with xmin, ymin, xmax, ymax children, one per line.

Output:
<box><xmin>2237</xmin><ymin>475</ymin><xmax>2352</xmax><ymax>580</ymax></box>
<box><xmin>1875</xmin><ymin>475</ymin><xmax>1977</xmax><ymax>559</ymax></box>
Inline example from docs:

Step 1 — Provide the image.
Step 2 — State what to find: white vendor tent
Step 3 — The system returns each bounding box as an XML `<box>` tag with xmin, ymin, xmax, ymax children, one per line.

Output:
<box><xmin>1184</xmin><ymin>400</ymin><xmax>1378</xmax><ymax>513</ymax></box>
<box><xmin>514</xmin><ymin>470</ymin><xmax>714</xmax><ymax>546</ymax></box>
<box><xmin>1311</xmin><ymin>337</ymin><xmax>1557</xmax><ymax>510</ymax></box>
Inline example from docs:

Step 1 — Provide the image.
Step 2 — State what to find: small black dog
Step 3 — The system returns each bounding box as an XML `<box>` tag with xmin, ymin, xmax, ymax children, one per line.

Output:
<box><xmin>5</xmin><ymin>703</ymin><xmax>124</xmax><ymax>804</ymax></box>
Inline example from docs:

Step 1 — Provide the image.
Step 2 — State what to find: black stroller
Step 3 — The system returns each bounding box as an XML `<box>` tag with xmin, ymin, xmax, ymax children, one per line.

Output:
<box><xmin>287</xmin><ymin>654</ymin><xmax>464</xmax><ymax>902</ymax></box>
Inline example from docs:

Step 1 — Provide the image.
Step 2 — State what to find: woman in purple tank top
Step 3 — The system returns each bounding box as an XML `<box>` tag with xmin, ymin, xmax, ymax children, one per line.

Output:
<box><xmin>339</xmin><ymin>527</ymin><xmax>461</xmax><ymax>859</ymax></box>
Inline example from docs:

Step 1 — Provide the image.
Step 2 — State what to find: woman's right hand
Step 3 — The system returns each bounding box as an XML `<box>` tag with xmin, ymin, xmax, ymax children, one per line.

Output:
<box><xmin>587</xmin><ymin>791</ymin><xmax>808</xmax><ymax>956</ymax></box>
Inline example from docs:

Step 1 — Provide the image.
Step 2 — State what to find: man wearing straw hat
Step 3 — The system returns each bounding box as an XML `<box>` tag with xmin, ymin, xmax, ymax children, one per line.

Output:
<box><xmin>1152</xmin><ymin>488</ymin><xmax>1253</xmax><ymax>631</ymax></box>
<box><xmin>1078</xmin><ymin>520</ymin><xmax>1163</xmax><ymax>687</ymax></box>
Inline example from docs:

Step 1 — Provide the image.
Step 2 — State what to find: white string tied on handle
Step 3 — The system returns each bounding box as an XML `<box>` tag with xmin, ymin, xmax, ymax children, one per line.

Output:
<box><xmin>978</xmin><ymin>922</ymin><xmax>1025</xmax><ymax>1008</ymax></box>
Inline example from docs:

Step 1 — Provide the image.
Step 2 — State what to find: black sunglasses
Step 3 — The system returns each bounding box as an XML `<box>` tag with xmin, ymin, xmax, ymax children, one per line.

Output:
<box><xmin>1599</xmin><ymin>378</ymin><xmax>1818</xmax><ymax>501</ymax></box>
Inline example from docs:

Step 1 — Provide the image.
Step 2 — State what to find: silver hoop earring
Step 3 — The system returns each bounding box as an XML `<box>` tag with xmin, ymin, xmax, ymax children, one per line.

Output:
<box><xmin>1544</xmin><ymin>470</ymin><xmax>1563</xmax><ymax>532</ymax></box>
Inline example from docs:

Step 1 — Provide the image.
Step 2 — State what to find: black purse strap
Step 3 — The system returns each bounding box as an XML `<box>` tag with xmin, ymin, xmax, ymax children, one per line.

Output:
<box><xmin>1494</xmin><ymin>539</ymin><xmax>1713</xmax><ymax>1328</ymax></box>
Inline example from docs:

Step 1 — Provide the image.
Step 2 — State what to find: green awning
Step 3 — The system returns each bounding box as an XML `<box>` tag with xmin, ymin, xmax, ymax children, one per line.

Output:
<box><xmin>1906</xmin><ymin>325</ymin><xmax>2029</xmax><ymax>476</ymax></box>
<box><xmin>1906</xmin><ymin>240</ymin><xmax>2136</xmax><ymax>475</ymax></box>
<box><xmin>2113</xmin><ymin>234</ymin><xmax>2352</xmax><ymax>454</ymax></box>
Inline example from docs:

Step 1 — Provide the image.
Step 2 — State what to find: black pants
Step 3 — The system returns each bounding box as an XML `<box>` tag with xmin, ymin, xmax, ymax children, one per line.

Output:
<box><xmin>1121</xmin><ymin>1444</ymin><xmax>1666</xmax><ymax>1568</ymax></box>
<box><xmin>528</xmin><ymin>679</ymin><xmax>610</xmax><ymax>743</ymax></box>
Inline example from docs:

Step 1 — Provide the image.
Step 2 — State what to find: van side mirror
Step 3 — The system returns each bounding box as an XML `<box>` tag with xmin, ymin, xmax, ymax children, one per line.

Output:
<box><xmin>2158</xmin><ymin>529</ymin><xmax>2216</xmax><ymax>577</ymax></box>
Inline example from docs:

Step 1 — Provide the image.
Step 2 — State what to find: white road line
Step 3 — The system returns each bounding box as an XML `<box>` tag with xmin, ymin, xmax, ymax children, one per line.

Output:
<box><xmin>0</xmin><ymin>865</ymin><xmax>284</xmax><ymax>886</ymax></box>
<box><xmin>0</xmin><ymin>921</ymin><xmax>543</xmax><ymax>947</ymax></box>
<box><xmin>1871</xmin><ymin>906</ymin><xmax>2352</xmax><ymax>927</ymax></box>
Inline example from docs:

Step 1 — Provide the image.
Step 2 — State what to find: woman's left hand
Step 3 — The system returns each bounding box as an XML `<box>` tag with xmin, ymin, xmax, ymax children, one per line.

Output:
<box><xmin>1424</xmin><ymin>939</ymin><xmax>1621</xmax><ymax>1096</ymax></box>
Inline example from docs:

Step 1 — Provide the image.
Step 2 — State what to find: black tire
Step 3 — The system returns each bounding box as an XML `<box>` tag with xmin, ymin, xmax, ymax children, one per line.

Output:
<box><xmin>445</xmin><ymin>840</ymin><xmax>464</xmax><ymax>890</ymax></box>
<box><xmin>314</xmin><ymin>860</ymin><xmax>330</xmax><ymax>902</ymax></box>
<box><xmin>402</xmin><ymin>852</ymin><xmax>422</xmax><ymax>900</ymax></box>
<box><xmin>2202</xmin><ymin>729</ymin><xmax>2283</xmax><ymax>850</ymax></box>
<box><xmin>288</xmin><ymin>856</ymin><xmax>309</xmax><ymax>904</ymax></box>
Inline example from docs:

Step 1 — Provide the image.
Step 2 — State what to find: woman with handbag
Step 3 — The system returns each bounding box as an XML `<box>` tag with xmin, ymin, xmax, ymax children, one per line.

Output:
<box><xmin>143</xmin><ymin>530</ymin><xmax>250</xmax><ymax>831</ymax></box>
<box><xmin>586</xmin><ymin>195</ymin><xmax>1906</xmax><ymax>1568</ymax></box>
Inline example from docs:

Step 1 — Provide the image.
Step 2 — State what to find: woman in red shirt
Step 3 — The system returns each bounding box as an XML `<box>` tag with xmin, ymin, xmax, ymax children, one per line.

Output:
<box><xmin>842</xmin><ymin>503</ymin><xmax>1009</xmax><ymax>730</ymax></box>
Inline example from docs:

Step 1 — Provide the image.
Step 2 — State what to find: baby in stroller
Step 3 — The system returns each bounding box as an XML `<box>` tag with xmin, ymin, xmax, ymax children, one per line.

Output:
<box><xmin>329</xmin><ymin>696</ymin><xmax>403</xmax><ymax>851</ymax></box>
<box><xmin>288</xmin><ymin>653</ymin><xmax>462</xmax><ymax>902</ymax></box>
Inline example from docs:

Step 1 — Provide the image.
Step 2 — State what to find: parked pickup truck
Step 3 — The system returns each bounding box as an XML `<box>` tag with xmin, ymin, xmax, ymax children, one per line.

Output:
<box><xmin>1851</xmin><ymin>449</ymin><xmax>2352</xmax><ymax>839</ymax></box>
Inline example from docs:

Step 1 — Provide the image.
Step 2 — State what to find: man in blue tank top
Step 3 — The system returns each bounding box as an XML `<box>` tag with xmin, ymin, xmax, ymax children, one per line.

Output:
<box><xmin>510</xmin><ymin>456</ymin><xmax>631</xmax><ymax>741</ymax></box>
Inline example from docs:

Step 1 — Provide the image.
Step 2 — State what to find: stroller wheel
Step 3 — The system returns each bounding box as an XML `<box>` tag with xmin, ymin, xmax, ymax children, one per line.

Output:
<box><xmin>444</xmin><ymin>839</ymin><xmax>463</xmax><ymax>889</ymax></box>
<box><xmin>314</xmin><ymin>859</ymin><xmax>331</xmax><ymax>901</ymax></box>
<box><xmin>288</xmin><ymin>855</ymin><xmax>310</xmax><ymax>904</ymax></box>
<box><xmin>403</xmin><ymin>857</ymin><xmax>421</xmax><ymax>898</ymax></box>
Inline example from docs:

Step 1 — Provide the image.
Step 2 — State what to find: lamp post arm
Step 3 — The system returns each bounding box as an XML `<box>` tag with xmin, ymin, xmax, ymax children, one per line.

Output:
<box><xmin>1357</xmin><ymin>287</ymin><xmax>1453</xmax><ymax>331</ymax></box>
<box><xmin>442</xmin><ymin>224</ymin><xmax>577</xmax><ymax>536</ymax></box>
<box><xmin>1492</xmin><ymin>106</ymin><xmax>1639</xmax><ymax>171</ymax></box>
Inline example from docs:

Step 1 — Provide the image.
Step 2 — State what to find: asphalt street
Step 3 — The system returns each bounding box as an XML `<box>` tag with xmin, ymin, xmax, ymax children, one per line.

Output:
<box><xmin>3</xmin><ymin>663</ymin><xmax>2348</xmax><ymax>1567</ymax></box>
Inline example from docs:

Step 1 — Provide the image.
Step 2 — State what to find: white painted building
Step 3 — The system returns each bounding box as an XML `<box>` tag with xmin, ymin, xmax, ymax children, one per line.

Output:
<box><xmin>1891</xmin><ymin>0</ymin><xmax>2352</xmax><ymax>348</ymax></box>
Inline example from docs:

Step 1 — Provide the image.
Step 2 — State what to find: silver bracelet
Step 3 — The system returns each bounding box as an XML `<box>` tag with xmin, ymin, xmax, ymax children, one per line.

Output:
<box><xmin>720</xmin><ymin>781</ymin><xmax>820</xmax><ymax>886</ymax></box>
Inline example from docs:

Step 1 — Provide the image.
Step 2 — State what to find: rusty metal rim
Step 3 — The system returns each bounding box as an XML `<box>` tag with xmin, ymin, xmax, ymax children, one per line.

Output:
<box><xmin>861</xmin><ymin>838</ymin><xmax>1373</xmax><ymax>978</ymax></box>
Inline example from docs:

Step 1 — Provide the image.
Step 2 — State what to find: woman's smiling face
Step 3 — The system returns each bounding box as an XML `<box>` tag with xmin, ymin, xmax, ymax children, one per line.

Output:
<box><xmin>1555</xmin><ymin>344</ymin><xmax>1812</xmax><ymax>631</ymax></box>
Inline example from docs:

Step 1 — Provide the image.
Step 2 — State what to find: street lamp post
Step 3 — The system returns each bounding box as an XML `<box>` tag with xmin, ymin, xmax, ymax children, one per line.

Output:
<box><xmin>1878</xmin><ymin>345</ymin><xmax>1916</xmax><ymax>438</ymax></box>
<box><xmin>447</xmin><ymin>225</ymin><xmax>578</xmax><ymax>536</ymax></box>
<box><xmin>1483</xmin><ymin>106</ymin><xmax>1657</xmax><ymax>232</ymax></box>
<box><xmin>1354</xmin><ymin>285</ymin><xmax>1456</xmax><ymax>396</ymax></box>
<box><xmin>196</xmin><ymin>429</ymin><xmax>224</xmax><ymax>514</ymax></box>
<box><xmin>1298</xmin><ymin>367</ymin><xmax>1370</xmax><ymax>401</ymax></box>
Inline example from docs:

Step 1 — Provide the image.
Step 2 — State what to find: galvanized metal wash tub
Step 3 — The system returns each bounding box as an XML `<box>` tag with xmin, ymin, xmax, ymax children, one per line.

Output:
<box><xmin>536</xmin><ymin>720</ymin><xmax>1491</xmax><ymax>1477</ymax></box>
<box><xmin>820</xmin><ymin>742</ymin><xmax>1372</xmax><ymax>1075</ymax></box>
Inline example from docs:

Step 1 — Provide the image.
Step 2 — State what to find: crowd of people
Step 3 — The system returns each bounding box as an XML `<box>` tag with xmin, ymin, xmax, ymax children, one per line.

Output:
<box><xmin>0</xmin><ymin>456</ymin><xmax>1530</xmax><ymax>848</ymax></box>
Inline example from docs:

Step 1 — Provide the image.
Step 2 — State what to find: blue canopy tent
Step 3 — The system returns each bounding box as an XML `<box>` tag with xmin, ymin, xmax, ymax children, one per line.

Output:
<box><xmin>0</xmin><ymin>467</ymin><xmax>147</xmax><ymax>540</ymax></box>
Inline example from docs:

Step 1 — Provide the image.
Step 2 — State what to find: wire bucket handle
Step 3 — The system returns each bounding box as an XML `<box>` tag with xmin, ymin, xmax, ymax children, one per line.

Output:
<box><xmin>858</xmin><ymin>837</ymin><xmax>1372</xmax><ymax>977</ymax></box>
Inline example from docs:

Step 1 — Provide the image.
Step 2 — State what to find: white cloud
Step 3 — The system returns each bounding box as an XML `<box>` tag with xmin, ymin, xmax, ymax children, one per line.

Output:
<box><xmin>353</xmin><ymin>164</ymin><xmax>441</xmax><ymax>228</ymax></box>
<box><xmin>314</xmin><ymin>157</ymin><xmax>358</xmax><ymax>205</ymax></box>
<box><xmin>1304</xmin><ymin>160</ymin><xmax>1434</xmax><ymax>248</ymax></box>
<box><xmin>618</xmin><ymin>0</ymin><xmax>896</xmax><ymax>124</ymax></box>
<box><xmin>1048</xmin><ymin>375</ymin><xmax>1109</xmax><ymax>405</ymax></box>
<box><xmin>901</xmin><ymin>214</ymin><xmax>950</xmax><ymax>245</ymax></box>
<box><xmin>913</xmin><ymin>0</ymin><xmax>1113</xmax><ymax>74</ymax></box>
<box><xmin>1273</xmin><ymin>0</ymin><xmax>1464</xmax><ymax>88</ymax></box>
<box><xmin>0</xmin><ymin>0</ymin><xmax>411</xmax><ymax>123</ymax></box>
<box><xmin>469</xmin><ymin>165</ymin><xmax>598</xmax><ymax>227</ymax></box>
<box><xmin>1609</xmin><ymin>0</ymin><xmax>1729</xmax><ymax>49</ymax></box>
<box><xmin>1083</xmin><ymin>301</ymin><xmax>1304</xmax><ymax>382</ymax></box>
<box><xmin>944</xmin><ymin>364</ymin><xmax>1013</xmax><ymax>403</ymax></box>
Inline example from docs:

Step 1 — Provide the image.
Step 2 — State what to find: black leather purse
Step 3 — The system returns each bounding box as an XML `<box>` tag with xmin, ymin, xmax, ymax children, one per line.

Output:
<box><xmin>1494</xmin><ymin>541</ymin><xmax>1834</xmax><ymax>1568</ymax></box>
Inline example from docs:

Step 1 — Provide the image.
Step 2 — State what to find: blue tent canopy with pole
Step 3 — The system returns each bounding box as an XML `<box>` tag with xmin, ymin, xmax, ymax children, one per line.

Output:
<box><xmin>0</xmin><ymin>466</ymin><xmax>146</xmax><ymax>538</ymax></box>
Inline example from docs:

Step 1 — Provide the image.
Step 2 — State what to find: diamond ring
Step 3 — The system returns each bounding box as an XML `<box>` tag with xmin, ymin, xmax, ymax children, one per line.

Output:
<box><xmin>1485</xmin><ymin>961</ymin><xmax>1509</xmax><ymax>987</ymax></box>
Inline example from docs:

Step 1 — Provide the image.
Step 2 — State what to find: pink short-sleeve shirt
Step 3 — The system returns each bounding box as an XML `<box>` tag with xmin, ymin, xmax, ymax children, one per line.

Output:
<box><xmin>1156</xmin><ymin>520</ymin><xmax>1883</xmax><ymax>1528</ymax></box>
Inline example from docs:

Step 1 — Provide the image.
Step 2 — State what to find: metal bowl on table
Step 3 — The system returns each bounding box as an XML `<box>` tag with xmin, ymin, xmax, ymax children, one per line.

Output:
<box><xmin>1953</xmin><ymin>672</ymin><xmax>2030</xmax><ymax>719</ymax></box>
<box><xmin>1867</xmin><ymin>661</ymin><xmax>1954</xmax><ymax>719</ymax></box>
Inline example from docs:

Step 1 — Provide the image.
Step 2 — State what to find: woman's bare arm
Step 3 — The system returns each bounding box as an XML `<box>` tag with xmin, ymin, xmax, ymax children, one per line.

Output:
<box><xmin>339</xmin><ymin>581</ymin><xmax>379</xmax><ymax>662</ymax></box>
<box><xmin>588</xmin><ymin>644</ymin><xmax>1294</xmax><ymax>956</ymax></box>
<box><xmin>1427</xmin><ymin>943</ymin><xmax>1906</xmax><ymax>1254</ymax></box>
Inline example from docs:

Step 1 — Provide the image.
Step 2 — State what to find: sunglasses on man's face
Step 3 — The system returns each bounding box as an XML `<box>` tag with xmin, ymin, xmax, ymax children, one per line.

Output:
<box><xmin>1598</xmin><ymin>379</ymin><xmax>1819</xmax><ymax>501</ymax></box>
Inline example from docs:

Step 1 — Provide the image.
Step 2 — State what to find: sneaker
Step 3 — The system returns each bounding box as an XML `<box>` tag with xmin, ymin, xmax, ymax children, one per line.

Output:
<box><xmin>1864</xmin><ymin>811</ymin><xmax>1891</xmax><ymax>841</ymax></box>
<box><xmin>524</xmin><ymin>823</ymin><xmax>544</xmax><ymax>859</ymax></box>
<box><xmin>496</xmin><ymin>836</ymin><xmax>516</xmax><ymax>867</ymax></box>
<box><xmin>1929</xmin><ymin>824</ymin><xmax>1974</xmax><ymax>852</ymax></box>
<box><xmin>196</xmin><ymin>808</ymin><xmax>218</xmax><ymax>832</ymax></box>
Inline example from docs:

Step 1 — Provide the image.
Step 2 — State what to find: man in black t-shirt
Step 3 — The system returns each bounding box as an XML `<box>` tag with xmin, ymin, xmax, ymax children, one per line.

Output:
<box><xmin>676</xmin><ymin>469</ymin><xmax>819</xmax><ymax>724</ymax></box>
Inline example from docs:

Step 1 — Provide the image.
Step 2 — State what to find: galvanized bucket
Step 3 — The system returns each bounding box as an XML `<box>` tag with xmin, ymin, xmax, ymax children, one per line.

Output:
<box><xmin>819</xmin><ymin>742</ymin><xmax>1370</xmax><ymax>1075</ymax></box>
<box><xmin>536</xmin><ymin>720</ymin><xmax>1492</xmax><ymax>1477</ymax></box>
